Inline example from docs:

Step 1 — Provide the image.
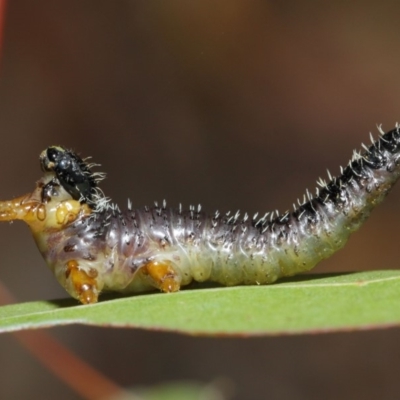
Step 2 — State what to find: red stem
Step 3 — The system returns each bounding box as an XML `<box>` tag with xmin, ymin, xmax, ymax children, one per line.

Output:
<box><xmin>0</xmin><ymin>280</ymin><xmax>134</xmax><ymax>400</ymax></box>
<box><xmin>0</xmin><ymin>0</ymin><xmax>6</xmax><ymax>62</ymax></box>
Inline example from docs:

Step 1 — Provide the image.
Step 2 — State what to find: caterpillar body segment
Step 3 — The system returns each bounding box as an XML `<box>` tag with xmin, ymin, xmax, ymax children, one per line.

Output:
<box><xmin>1</xmin><ymin>126</ymin><xmax>400</xmax><ymax>304</ymax></box>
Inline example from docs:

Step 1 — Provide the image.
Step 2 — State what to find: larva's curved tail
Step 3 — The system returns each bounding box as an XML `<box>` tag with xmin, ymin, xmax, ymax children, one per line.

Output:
<box><xmin>264</xmin><ymin>125</ymin><xmax>400</xmax><ymax>278</ymax></box>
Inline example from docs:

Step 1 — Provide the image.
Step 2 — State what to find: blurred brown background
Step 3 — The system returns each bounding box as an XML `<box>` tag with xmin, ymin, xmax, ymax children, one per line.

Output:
<box><xmin>1</xmin><ymin>1</ymin><xmax>400</xmax><ymax>399</ymax></box>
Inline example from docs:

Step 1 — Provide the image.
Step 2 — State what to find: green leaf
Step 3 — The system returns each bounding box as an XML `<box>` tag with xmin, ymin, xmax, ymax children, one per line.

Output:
<box><xmin>1</xmin><ymin>271</ymin><xmax>400</xmax><ymax>336</ymax></box>
<box><xmin>120</xmin><ymin>381</ymin><xmax>228</xmax><ymax>400</ymax></box>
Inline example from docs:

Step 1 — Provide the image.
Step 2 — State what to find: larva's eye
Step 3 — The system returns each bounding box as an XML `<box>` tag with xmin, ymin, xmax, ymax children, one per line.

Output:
<box><xmin>39</xmin><ymin>146</ymin><xmax>99</xmax><ymax>206</ymax></box>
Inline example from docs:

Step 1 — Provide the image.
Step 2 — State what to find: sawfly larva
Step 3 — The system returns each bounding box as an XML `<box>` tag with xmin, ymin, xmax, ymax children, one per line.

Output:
<box><xmin>1</xmin><ymin>126</ymin><xmax>400</xmax><ymax>304</ymax></box>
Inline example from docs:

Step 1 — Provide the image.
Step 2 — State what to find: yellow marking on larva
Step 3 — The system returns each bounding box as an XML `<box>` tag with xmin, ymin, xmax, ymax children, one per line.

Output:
<box><xmin>142</xmin><ymin>260</ymin><xmax>181</xmax><ymax>293</ymax></box>
<box><xmin>55</xmin><ymin>200</ymin><xmax>84</xmax><ymax>225</ymax></box>
<box><xmin>36</xmin><ymin>204</ymin><xmax>46</xmax><ymax>221</ymax></box>
<box><xmin>65</xmin><ymin>260</ymin><xmax>99</xmax><ymax>305</ymax></box>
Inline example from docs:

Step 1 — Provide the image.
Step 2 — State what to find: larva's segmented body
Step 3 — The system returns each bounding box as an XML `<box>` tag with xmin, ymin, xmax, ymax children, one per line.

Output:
<box><xmin>1</xmin><ymin>126</ymin><xmax>400</xmax><ymax>304</ymax></box>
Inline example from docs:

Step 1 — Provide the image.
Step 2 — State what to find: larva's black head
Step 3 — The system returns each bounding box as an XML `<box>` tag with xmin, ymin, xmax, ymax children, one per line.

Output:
<box><xmin>40</xmin><ymin>146</ymin><xmax>98</xmax><ymax>205</ymax></box>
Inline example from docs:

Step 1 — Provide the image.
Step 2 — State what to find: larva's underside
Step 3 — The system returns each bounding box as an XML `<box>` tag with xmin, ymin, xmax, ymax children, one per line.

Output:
<box><xmin>1</xmin><ymin>126</ymin><xmax>400</xmax><ymax>304</ymax></box>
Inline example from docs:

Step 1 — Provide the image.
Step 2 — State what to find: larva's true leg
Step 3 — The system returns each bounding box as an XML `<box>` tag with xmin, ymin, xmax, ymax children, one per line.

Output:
<box><xmin>64</xmin><ymin>260</ymin><xmax>100</xmax><ymax>304</ymax></box>
<box><xmin>141</xmin><ymin>260</ymin><xmax>181</xmax><ymax>293</ymax></box>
